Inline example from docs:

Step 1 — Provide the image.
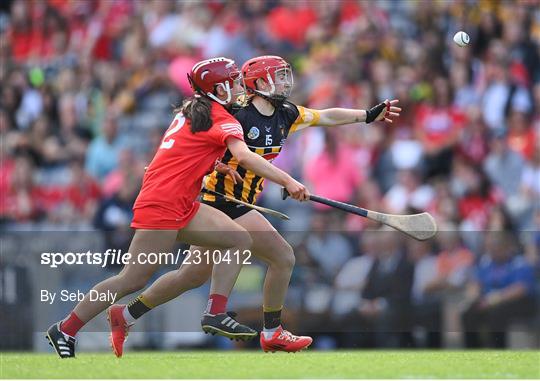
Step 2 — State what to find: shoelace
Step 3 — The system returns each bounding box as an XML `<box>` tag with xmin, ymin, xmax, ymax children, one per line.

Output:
<box><xmin>278</xmin><ymin>330</ymin><xmax>299</xmax><ymax>342</ymax></box>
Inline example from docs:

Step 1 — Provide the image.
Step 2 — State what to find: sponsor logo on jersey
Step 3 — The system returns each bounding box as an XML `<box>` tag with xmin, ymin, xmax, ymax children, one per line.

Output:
<box><xmin>248</xmin><ymin>126</ymin><xmax>260</xmax><ymax>140</ymax></box>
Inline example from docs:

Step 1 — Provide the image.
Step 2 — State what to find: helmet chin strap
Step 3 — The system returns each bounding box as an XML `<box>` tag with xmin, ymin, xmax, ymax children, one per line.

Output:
<box><xmin>252</xmin><ymin>73</ymin><xmax>288</xmax><ymax>107</ymax></box>
<box><xmin>207</xmin><ymin>82</ymin><xmax>232</xmax><ymax>105</ymax></box>
<box><xmin>254</xmin><ymin>73</ymin><xmax>276</xmax><ymax>97</ymax></box>
<box><xmin>188</xmin><ymin>74</ymin><xmax>233</xmax><ymax>106</ymax></box>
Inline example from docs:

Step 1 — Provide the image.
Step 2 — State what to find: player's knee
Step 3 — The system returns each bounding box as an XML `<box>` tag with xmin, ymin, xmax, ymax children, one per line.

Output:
<box><xmin>218</xmin><ymin>226</ymin><xmax>252</xmax><ymax>250</ymax></box>
<box><xmin>273</xmin><ymin>243</ymin><xmax>295</xmax><ymax>270</ymax></box>
<box><xmin>231</xmin><ymin>229</ymin><xmax>253</xmax><ymax>251</ymax></box>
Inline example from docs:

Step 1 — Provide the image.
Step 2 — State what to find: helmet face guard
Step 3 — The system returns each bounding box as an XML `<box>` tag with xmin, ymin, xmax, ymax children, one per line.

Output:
<box><xmin>231</xmin><ymin>74</ymin><xmax>247</xmax><ymax>99</ymax></box>
<box><xmin>242</xmin><ymin>56</ymin><xmax>294</xmax><ymax>105</ymax></box>
<box><xmin>256</xmin><ymin>66</ymin><xmax>294</xmax><ymax>101</ymax></box>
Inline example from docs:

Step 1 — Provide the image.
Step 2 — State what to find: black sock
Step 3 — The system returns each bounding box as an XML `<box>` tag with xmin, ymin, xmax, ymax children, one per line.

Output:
<box><xmin>127</xmin><ymin>295</ymin><xmax>152</xmax><ymax>319</ymax></box>
<box><xmin>263</xmin><ymin>309</ymin><xmax>282</xmax><ymax>330</ymax></box>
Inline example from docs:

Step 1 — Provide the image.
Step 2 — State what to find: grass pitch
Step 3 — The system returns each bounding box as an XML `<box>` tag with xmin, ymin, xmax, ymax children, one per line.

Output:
<box><xmin>1</xmin><ymin>351</ymin><xmax>539</xmax><ymax>379</ymax></box>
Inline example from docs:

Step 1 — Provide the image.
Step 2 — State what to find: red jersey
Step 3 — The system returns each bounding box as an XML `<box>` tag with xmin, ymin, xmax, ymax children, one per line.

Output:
<box><xmin>132</xmin><ymin>102</ymin><xmax>243</xmax><ymax>229</ymax></box>
<box><xmin>415</xmin><ymin>104</ymin><xmax>465</xmax><ymax>150</ymax></box>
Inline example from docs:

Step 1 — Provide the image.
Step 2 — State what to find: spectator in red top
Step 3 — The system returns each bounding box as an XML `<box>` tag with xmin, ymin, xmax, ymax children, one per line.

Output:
<box><xmin>415</xmin><ymin>77</ymin><xmax>466</xmax><ymax>179</ymax></box>
<box><xmin>0</xmin><ymin>155</ymin><xmax>45</xmax><ymax>223</ymax></box>
<box><xmin>506</xmin><ymin>109</ymin><xmax>535</xmax><ymax>160</ymax></box>
<box><xmin>8</xmin><ymin>1</ymin><xmax>70</xmax><ymax>63</ymax></box>
<box><xmin>457</xmin><ymin>165</ymin><xmax>499</xmax><ymax>231</ymax></box>
<box><xmin>457</xmin><ymin>107</ymin><xmax>489</xmax><ymax>165</ymax></box>
<box><xmin>7</xmin><ymin>0</ymin><xmax>33</xmax><ymax>62</ymax></box>
<box><xmin>92</xmin><ymin>0</ymin><xmax>133</xmax><ymax>61</ymax></box>
<box><xmin>266</xmin><ymin>1</ymin><xmax>317</xmax><ymax>47</ymax></box>
<box><xmin>63</xmin><ymin>157</ymin><xmax>101</xmax><ymax>223</ymax></box>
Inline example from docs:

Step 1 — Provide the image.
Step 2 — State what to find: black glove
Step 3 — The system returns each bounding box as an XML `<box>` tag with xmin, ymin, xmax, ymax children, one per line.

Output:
<box><xmin>365</xmin><ymin>101</ymin><xmax>388</xmax><ymax>123</ymax></box>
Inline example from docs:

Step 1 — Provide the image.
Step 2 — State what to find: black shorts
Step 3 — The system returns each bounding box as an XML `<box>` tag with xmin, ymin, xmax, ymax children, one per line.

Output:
<box><xmin>201</xmin><ymin>199</ymin><xmax>252</xmax><ymax>220</ymax></box>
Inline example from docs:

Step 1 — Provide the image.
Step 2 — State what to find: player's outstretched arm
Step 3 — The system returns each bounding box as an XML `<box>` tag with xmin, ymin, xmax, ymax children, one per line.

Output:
<box><xmin>225</xmin><ymin>137</ymin><xmax>309</xmax><ymax>201</ymax></box>
<box><xmin>314</xmin><ymin>99</ymin><xmax>401</xmax><ymax>126</ymax></box>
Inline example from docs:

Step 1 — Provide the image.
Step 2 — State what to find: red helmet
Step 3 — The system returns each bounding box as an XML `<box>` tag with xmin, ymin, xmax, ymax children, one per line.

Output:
<box><xmin>187</xmin><ymin>57</ymin><xmax>242</xmax><ymax>105</ymax></box>
<box><xmin>242</xmin><ymin>55</ymin><xmax>293</xmax><ymax>101</ymax></box>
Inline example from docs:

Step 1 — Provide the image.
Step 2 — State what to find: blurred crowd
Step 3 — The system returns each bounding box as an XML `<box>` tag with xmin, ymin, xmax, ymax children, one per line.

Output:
<box><xmin>1</xmin><ymin>0</ymin><xmax>539</xmax><ymax>348</ymax></box>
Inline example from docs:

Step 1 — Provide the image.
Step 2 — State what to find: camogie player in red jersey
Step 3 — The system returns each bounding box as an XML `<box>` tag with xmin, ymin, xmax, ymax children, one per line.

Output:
<box><xmin>106</xmin><ymin>55</ymin><xmax>401</xmax><ymax>355</ymax></box>
<box><xmin>45</xmin><ymin>57</ymin><xmax>309</xmax><ymax>358</ymax></box>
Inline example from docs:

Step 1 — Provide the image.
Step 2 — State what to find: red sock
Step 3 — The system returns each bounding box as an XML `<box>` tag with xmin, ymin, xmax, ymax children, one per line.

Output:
<box><xmin>60</xmin><ymin>312</ymin><xmax>85</xmax><ymax>337</ymax></box>
<box><xmin>207</xmin><ymin>294</ymin><xmax>228</xmax><ymax>315</ymax></box>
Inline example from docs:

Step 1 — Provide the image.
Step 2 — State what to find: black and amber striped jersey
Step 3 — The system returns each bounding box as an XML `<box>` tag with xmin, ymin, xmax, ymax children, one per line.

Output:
<box><xmin>203</xmin><ymin>100</ymin><xmax>320</xmax><ymax>204</ymax></box>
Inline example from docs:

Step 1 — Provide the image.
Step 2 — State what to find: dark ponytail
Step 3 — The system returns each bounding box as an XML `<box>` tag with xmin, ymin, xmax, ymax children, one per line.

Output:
<box><xmin>176</xmin><ymin>95</ymin><xmax>213</xmax><ymax>133</ymax></box>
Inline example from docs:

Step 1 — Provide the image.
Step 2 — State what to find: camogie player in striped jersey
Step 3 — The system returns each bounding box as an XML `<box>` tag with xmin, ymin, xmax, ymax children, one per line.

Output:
<box><xmin>46</xmin><ymin>57</ymin><xmax>309</xmax><ymax>358</ymax></box>
<box><xmin>107</xmin><ymin>56</ymin><xmax>401</xmax><ymax>354</ymax></box>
